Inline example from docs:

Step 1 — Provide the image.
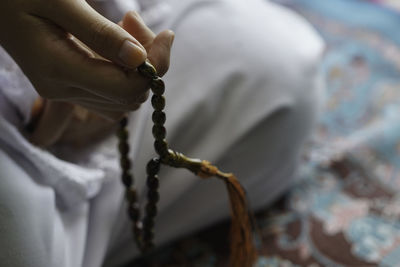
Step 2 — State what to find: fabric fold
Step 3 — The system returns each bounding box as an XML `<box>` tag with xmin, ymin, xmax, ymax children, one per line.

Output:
<box><xmin>0</xmin><ymin>115</ymin><xmax>106</xmax><ymax>209</ymax></box>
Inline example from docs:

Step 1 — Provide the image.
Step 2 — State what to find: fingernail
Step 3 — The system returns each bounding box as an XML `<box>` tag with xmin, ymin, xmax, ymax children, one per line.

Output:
<box><xmin>119</xmin><ymin>40</ymin><xmax>147</xmax><ymax>68</ymax></box>
<box><xmin>169</xmin><ymin>31</ymin><xmax>175</xmax><ymax>47</ymax></box>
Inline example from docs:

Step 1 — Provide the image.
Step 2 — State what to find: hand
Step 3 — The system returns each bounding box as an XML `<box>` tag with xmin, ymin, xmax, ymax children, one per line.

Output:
<box><xmin>0</xmin><ymin>0</ymin><xmax>174</xmax><ymax>117</ymax></box>
<box><xmin>27</xmin><ymin>11</ymin><xmax>174</xmax><ymax>147</ymax></box>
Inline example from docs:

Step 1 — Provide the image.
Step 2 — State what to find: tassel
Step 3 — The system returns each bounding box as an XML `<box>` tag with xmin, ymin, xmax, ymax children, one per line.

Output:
<box><xmin>198</xmin><ymin>161</ymin><xmax>258</xmax><ymax>267</ymax></box>
<box><xmin>223</xmin><ymin>174</ymin><xmax>257</xmax><ymax>267</ymax></box>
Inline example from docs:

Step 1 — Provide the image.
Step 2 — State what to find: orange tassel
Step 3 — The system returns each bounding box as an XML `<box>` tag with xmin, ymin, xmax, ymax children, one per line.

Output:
<box><xmin>198</xmin><ymin>161</ymin><xmax>258</xmax><ymax>267</ymax></box>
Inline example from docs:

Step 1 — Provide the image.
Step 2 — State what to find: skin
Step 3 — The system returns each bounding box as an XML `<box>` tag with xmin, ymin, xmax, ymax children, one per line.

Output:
<box><xmin>0</xmin><ymin>0</ymin><xmax>174</xmax><ymax>146</ymax></box>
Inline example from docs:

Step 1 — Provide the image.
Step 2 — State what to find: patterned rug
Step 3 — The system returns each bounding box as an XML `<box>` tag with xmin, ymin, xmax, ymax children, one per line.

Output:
<box><xmin>129</xmin><ymin>0</ymin><xmax>400</xmax><ymax>266</ymax></box>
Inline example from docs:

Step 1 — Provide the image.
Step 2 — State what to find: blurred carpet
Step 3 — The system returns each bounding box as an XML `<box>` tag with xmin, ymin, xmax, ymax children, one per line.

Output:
<box><xmin>130</xmin><ymin>0</ymin><xmax>400</xmax><ymax>266</ymax></box>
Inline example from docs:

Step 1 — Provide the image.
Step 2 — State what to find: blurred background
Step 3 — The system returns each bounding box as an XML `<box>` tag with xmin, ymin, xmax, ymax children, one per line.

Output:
<box><xmin>130</xmin><ymin>0</ymin><xmax>400</xmax><ymax>266</ymax></box>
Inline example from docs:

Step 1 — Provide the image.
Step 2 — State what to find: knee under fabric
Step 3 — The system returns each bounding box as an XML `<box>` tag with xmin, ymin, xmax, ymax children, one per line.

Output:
<box><xmin>0</xmin><ymin>1</ymin><xmax>324</xmax><ymax>267</ymax></box>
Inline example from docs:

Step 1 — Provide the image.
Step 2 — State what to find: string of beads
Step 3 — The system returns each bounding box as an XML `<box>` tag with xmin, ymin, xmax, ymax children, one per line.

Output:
<box><xmin>116</xmin><ymin>61</ymin><xmax>257</xmax><ymax>266</ymax></box>
<box><xmin>117</xmin><ymin>61</ymin><xmax>165</xmax><ymax>252</ymax></box>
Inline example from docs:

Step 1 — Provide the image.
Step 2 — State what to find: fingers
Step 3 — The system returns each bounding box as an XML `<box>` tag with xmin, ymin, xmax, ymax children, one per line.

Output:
<box><xmin>74</xmin><ymin>103</ymin><xmax>127</xmax><ymax>122</ymax></box>
<box><xmin>73</xmin><ymin>59</ymin><xmax>150</xmax><ymax>103</ymax></box>
<box><xmin>25</xmin><ymin>15</ymin><xmax>152</xmax><ymax>105</ymax></box>
<box><xmin>60</xmin><ymin>55</ymin><xmax>151</xmax><ymax>105</ymax></box>
<box><xmin>39</xmin><ymin>0</ymin><xmax>147</xmax><ymax>68</ymax></box>
<box><xmin>121</xmin><ymin>12</ymin><xmax>174</xmax><ymax>76</ymax></box>
<box><xmin>23</xmin><ymin>5</ymin><xmax>173</xmax><ymax>111</ymax></box>
<box><xmin>68</xmin><ymin>98</ymin><xmax>143</xmax><ymax>112</ymax></box>
<box><xmin>148</xmin><ymin>30</ymin><xmax>175</xmax><ymax>77</ymax></box>
<box><xmin>68</xmin><ymin>22</ymin><xmax>173</xmax><ymax>100</ymax></box>
<box><xmin>122</xmin><ymin>11</ymin><xmax>155</xmax><ymax>52</ymax></box>
<box><xmin>49</xmin><ymin>84</ymin><xmax>149</xmax><ymax>111</ymax></box>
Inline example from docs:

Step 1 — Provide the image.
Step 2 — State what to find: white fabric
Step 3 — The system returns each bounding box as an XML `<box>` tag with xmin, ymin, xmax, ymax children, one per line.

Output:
<box><xmin>90</xmin><ymin>0</ymin><xmax>171</xmax><ymax>26</ymax></box>
<box><xmin>0</xmin><ymin>0</ymin><xmax>325</xmax><ymax>266</ymax></box>
<box><xmin>0</xmin><ymin>45</ymin><xmax>38</xmax><ymax>126</ymax></box>
<box><xmin>0</xmin><ymin>47</ymin><xmax>108</xmax><ymax>209</ymax></box>
<box><xmin>0</xmin><ymin>116</ymin><xmax>105</xmax><ymax>209</ymax></box>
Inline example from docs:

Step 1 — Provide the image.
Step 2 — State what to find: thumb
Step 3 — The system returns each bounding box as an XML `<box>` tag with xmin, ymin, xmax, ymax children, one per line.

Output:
<box><xmin>148</xmin><ymin>30</ymin><xmax>175</xmax><ymax>77</ymax></box>
<box><xmin>41</xmin><ymin>1</ymin><xmax>147</xmax><ymax>68</ymax></box>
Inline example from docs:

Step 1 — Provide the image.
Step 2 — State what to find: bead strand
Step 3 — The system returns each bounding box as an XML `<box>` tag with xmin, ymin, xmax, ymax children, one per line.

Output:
<box><xmin>116</xmin><ymin>61</ymin><xmax>167</xmax><ymax>253</ymax></box>
<box><xmin>138</xmin><ymin>61</ymin><xmax>166</xmax><ymax>251</ymax></box>
<box><xmin>117</xmin><ymin>117</ymin><xmax>145</xmax><ymax>250</ymax></box>
<box><xmin>116</xmin><ymin>60</ymin><xmax>256</xmax><ymax>266</ymax></box>
<box><xmin>142</xmin><ymin>158</ymin><xmax>161</xmax><ymax>251</ymax></box>
<box><xmin>138</xmin><ymin>61</ymin><xmax>170</xmax><ymax>159</ymax></box>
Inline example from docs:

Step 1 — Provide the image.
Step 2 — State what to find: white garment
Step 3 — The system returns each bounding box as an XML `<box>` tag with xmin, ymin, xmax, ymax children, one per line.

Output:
<box><xmin>90</xmin><ymin>0</ymin><xmax>170</xmax><ymax>27</ymax></box>
<box><xmin>0</xmin><ymin>46</ymin><xmax>113</xmax><ymax>210</ymax></box>
<box><xmin>0</xmin><ymin>0</ymin><xmax>325</xmax><ymax>266</ymax></box>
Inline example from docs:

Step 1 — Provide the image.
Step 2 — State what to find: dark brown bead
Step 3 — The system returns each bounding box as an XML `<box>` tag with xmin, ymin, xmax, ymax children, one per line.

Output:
<box><xmin>146</xmin><ymin>158</ymin><xmax>160</xmax><ymax>176</ymax></box>
<box><xmin>122</xmin><ymin>172</ymin><xmax>132</xmax><ymax>187</ymax></box>
<box><xmin>152</xmin><ymin>125</ymin><xmax>166</xmax><ymax>140</ymax></box>
<box><xmin>143</xmin><ymin>216</ymin><xmax>155</xmax><ymax>229</ymax></box>
<box><xmin>120</xmin><ymin>157</ymin><xmax>131</xmax><ymax>169</ymax></box>
<box><xmin>138</xmin><ymin>61</ymin><xmax>157</xmax><ymax>78</ymax></box>
<box><xmin>119</xmin><ymin>117</ymin><xmax>128</xmax><ymax>128</ymax></box>
<box><xmin>151</xmin><ymin>95</ymin><xmax>165</xmax><ymax>111</ymax></box>
<box><xmin>152</xmin><ymin>111</ymin><xmax>166</xmax><ymax>125</ymax></box>
<box><xmin>143</xmin><ymin>229</ymin><xmax>154</xmax><ymax>241</ymax></box>
<box><xmin>118</xmin><ymin>142</ymin><xmax>130</xmax><ymax>155</ymax></box>
<box><xmin>145</xmin><ymin>203</ymin><xmax>157</xmax><ymax>217</ymax></box>
<box><xmin>150</xmin><ymin>78</ymin><xmax>165</xmax><ymax>95</ymax></box>
<box><xmin>125</xmin><ymin>188</ymin><xmax>138</xmax><ymax>202</ymax></box>
<box><xmin>128</xmin><ymin>203</ymin><xmax>141</xmax><ymax>221</ymax></box>
<box><xmin>146</xmin><ymin>176</ymin><xmax>159</xmax><ymax>189</ymax></box>
<box><xmin>147</xmin><ymin>190</ymin><xmax>160</xmax><ymax>203</ymax></box>
<box><xmin>117</xmin><ymin>129</ymin><xmax>129</xmax><ymax>140</ymax></box>
<box><xmin>154</xmin><ymin>140</ymin><xmax>168</xmax><ymax>157</ymax></box>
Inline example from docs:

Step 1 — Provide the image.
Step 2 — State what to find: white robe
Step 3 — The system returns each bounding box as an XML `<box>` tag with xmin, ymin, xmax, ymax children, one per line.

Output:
<box><xmin>0</xmin><ymin>0</ymin><xmax>325</xmax><ymax>266</ymax></box>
